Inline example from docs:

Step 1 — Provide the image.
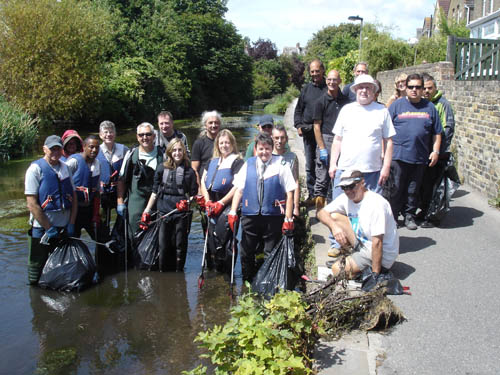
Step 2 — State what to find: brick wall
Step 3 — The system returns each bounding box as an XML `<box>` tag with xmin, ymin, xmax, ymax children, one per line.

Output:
<box><xmin>377</xmin><ymin>62</ymin><xmax>500</xmax><ymax>200</ymax></box>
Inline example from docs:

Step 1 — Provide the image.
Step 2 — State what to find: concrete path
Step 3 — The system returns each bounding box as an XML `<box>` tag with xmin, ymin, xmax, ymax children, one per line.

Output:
<box><xmin>284</xmin><ymin>99</ymin><xmax>500</xmax><ymax>374</ymax></box>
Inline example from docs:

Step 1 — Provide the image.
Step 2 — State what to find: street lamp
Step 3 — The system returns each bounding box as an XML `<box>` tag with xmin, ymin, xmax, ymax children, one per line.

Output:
<box><xmin>348</xmin><ymin>15</ymin><xmax>364</xmax><ymax>60</ymax></box>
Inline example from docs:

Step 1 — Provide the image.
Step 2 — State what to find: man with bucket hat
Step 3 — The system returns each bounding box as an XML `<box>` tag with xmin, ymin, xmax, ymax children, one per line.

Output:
<box><xmin>317</xmin><ymin>170</ymin><xmax>399</xmax><ymax>280</ymax></box>
<box><xmin>25</xmin><ymin>135</ymin><xmax>78</xmax><ymax>284</ymax></box>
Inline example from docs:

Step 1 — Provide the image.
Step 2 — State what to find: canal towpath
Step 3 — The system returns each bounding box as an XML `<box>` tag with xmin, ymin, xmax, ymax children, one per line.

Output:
<box><xmin>284</xmin><ymin>98</ymin><xmax>500</xmax><ymax>374</ymax></box>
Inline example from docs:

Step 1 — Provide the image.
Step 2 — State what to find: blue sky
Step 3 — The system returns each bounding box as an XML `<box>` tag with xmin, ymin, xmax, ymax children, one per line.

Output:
<box><xmin>226</xmin><ymin>0</ymin><xmax>437</xmax><ymax>52</ymax></box>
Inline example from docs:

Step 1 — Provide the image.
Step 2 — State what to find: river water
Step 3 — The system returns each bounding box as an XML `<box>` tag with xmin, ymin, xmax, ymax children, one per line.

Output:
<box><xmin>0</xmin><ymin>110</ymin><xmax>282</xmax><ymax>375</ymax></box>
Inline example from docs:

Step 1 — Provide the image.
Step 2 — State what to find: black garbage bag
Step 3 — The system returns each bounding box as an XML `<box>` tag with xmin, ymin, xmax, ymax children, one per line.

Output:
<box><xmin>251</xmin><ymin>232</ymin><xmax>297</xmax><ymax>298</ymax></box>
<box><xmin>208</xmin><ymin>206</ymin><xmax>237</xmax><ymax>274</ymax></box>
<box><xmin>427</xmin><ymin>155</ymin><xmax>461</xmax><ymax>221</ymax></box>
<box><xmin>39</xmin><ymin>238</ymin><xmax>98</xmax><ymax>292</ymax></box>
<box><xmin>361</xmin><ymin>268</ymin><xmax>405</xmax><ymax>295</ymax></box>
<box><xmin>133</xmin><ymin>219</ymin><xmax>161</xmax><ymax>270</ymax></box>
<box><xmin>97</xmin><ymin>215</ymin><xmax>127</xmax><ymax>274</ymax></box>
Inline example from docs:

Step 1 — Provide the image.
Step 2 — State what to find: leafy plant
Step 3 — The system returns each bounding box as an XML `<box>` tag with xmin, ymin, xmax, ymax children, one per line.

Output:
<box><xmin>183</xmin><ymin>289</ymin><xmax>317</xmax><ymax>375</ymax></box>
<box><xmin>264</xmin><ymin>86</ymin><xmax>300</xmax><ymax>114</ymax></box>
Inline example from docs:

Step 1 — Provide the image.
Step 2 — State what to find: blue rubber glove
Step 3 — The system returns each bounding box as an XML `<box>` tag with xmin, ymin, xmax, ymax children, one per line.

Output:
<box><xmin>319</xmin><ymin>148</ymin><xmax>329</xmax><ymax>164</ymax></box>
<box><xmin>66</xmin><ymin>223</ymin><xmax>75</xmax><ymax>236</ymax></box>
<box><xmin>46</xmin><ymin>226</ymin><xmax>59</xmax><ymax>238</ymax></box>
<box><xmin>117</xmin><ymin>203</ymin><xmax>127</xmax><ymax>217</ymax></box>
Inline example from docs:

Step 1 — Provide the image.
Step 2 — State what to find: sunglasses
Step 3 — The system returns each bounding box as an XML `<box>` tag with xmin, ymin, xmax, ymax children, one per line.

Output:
<box><xmin>341</xmin><ymin>181</ymin><xmax>359</xmax><ymax>191</ymax></box>
<box><xmin>138</xmin><ymin>132</ymin><xmax>153</xmax><ymax>138</ymax></box>
<box><xmin>407</xmin><ymin>85</ymin><xmax>422</xmax><ymax>90</ymax></box>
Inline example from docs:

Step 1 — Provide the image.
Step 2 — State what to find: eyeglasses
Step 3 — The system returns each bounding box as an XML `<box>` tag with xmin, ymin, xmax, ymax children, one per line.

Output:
<box><xmin>341</xmin><ymin>181</ymin><xmax>359</xmax><ymax>191</ymax></box>
<box><xmin>137</xmin><ymin>132</ymin><xmax>153</xmax><ymax>138</ymax></box>
<box><xmin>407</xmin><ymin>85</ymin><xmax>422</xmax><ymax>90</ymax></box>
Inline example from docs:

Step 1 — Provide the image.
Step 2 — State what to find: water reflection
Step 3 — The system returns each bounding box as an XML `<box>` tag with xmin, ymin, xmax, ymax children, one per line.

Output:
<box><xmin>0</xmin><ymin>110</ymin><xmax>279</xmax><ymax>374</ymax></box>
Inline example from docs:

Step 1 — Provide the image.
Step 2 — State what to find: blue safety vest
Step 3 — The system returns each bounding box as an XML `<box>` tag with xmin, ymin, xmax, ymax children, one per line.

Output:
<box><xmin>33</xmin><ymin>158</ymin><xmax>73</xmax><ymax>211</ymax></box>
<box><xmin>205</xmin><ymin>158</ymin><xmax>235</xmax><ymax>197</ymax></box>
<box><xmin>241</xmin><ymin>157</ymin><xmax>286</xmax><ymax>216</ymax></box>
<box><xmin>69</xmin><ymin>154</ymin><xmax>100</xmax><ymax>204</ymax></box>
<box><xmin>97</xmin><ymin>143</ymin><xmax>126</xmax><ymax>194</ymax></box>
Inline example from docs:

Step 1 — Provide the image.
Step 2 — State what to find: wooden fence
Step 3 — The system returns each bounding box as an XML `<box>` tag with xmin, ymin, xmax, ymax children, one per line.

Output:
<box><xmin>447</xmin><ymin>36</ymin><xmax>499</xmax><ymax>80</ymax></box>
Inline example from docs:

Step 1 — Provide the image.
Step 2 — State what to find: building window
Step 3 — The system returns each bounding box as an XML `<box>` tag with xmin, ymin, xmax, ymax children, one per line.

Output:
<box><xmin>482</xmin><ymin>21</ymin><xmax>495</xmax><ymax>37</ymax></box>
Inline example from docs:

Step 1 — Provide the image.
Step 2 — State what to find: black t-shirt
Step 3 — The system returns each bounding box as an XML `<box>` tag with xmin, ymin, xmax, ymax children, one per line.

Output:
<box><xmin>313</xmin><ymin>91</ymin><xmax>349</xmax><ymax>134</ymax></box>
<box><xmin>191</xmin><ymin>135</ymin><xmax>214</xmax><ymax>176</ymax></box>
<box><xmin>293</xmin><ymin>81</ymin><xmax>327</xmax><ymax>129</ymax></box>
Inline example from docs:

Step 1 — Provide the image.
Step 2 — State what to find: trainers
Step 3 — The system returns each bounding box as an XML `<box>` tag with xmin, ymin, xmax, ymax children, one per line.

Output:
<box><xmin>328</xmin><ymin>247</ymin><xmax>341</xmax><ymax>257</ymax></box>
<box><xmin>420</xmin><ymin>220</ymin><xmax>435</xmax><ymax>228</ymax></box>
<box><xmin>405</xmin><ymin>215</ymin><xmax>418</xmax><ymax>230</ymax></box>
<box><xmin>315</xmin><ymin>196</ymin><xmax>326</xmax><ymax>210</ymax></box>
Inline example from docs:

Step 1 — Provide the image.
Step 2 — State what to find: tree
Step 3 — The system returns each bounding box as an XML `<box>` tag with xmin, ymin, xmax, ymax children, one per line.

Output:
<box><xmin>278</xmin><ymin>54</ymin><xmax>305</xmax><ymax>89</ymax></box>
<box><xmin>305</xmin><ymin>23</ymin><xmax>360</xmax><ymax>62</ymax></box>
<box><xmin>0</xmin><ymin>0</ymin><xmax>115</xmax><ymax>119</ymax></box>
<box><xmin>247</xmin><ymin>38</ymin><xmax>278</xmax><ymax>60</ymax></box>
<box><xmin>253</xmin><ymin>59</ymin><xmax>288</xmax><ymax>99</ymax></box>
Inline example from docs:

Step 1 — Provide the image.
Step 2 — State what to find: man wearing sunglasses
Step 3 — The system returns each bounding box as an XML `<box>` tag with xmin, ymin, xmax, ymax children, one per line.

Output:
<box><xmin>388</xmin><ymin>73</ymin><xmax>442</xmax><ymax>230</ymax></box>
<box><xmin>317</xmin><ymin>170</ymin><xmax>399</xmax><ymax>279</ymax></box>
<box><xmin>117</xmin><ymin>122</ymin><xmax>163</xmax><ymax>235</ymax></box>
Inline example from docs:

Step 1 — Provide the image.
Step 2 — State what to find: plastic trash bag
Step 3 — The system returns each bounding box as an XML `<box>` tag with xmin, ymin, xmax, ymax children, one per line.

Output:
<box><xmin>133</xmin><ymin>219</ymin><xmax>160</xmax><ymax>270</ymax></box>
<box><xmin>360</xmin><ymin>268</ymin><xmax>405</xmax><ymax>295</ymax></box>
<box><xmin>427</xmin><ymin>155</ymin><xmax>460</xmax><ymax>221</ymax></box>
<box><xmin>251</xmin><ymin>232</ymin><xmax>297</xmax><ymax>298</ymax></box>
<box><xmin>39</xmin><ymin>238</ymin><xmax>98</xmax><ymax>292</ymax></box>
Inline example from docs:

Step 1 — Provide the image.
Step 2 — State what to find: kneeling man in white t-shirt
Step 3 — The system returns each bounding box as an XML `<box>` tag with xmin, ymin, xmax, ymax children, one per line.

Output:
<box><xmin>317</xmin><ymin>170</ymin><xmax>399</xmax><ymax>278</ymax></box>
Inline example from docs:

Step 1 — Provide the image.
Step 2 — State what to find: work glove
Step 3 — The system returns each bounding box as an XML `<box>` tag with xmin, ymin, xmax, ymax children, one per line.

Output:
<box><xmin>210</xmin><ymin>201</ymin><xmax>225</xmax><ymax>217</ymax></box>
<box><xmin>66</xmin><ymin>223</ymin><xmax>75</xmax><ymax>237</ymax></box>
<box><xmin>361</xmin><ymin>271</ymin><xmax>382</xmax><ymax>292</ymax></box>
<box><xmin>228</xmin><ymin>211</ymin><xmax>238</xmax><ymax>232</ymax></box>
<box><xmin>195</xmin><ymin>195</ymin><xmax>206</xmax><ymax>211</ymax></box>
<box><xmin>319</xmin><ymin>148</ymin><xmax>329</xmax><ymax>164</ymax></box>
<box><xmin>117</xmin><ymin>203</ymin><xmax>127</xmax><ymax>217</ymax></box>
<box><xmin>176</xmin><ymin>199</ymin><xmax>189</xmax><ymax>212</ymax></box>
<box><xmin>46</xmin><ymin>226</ymin><xmax>60</xmax><ymax>239</ymax></box>
<box><xmin>282</xmin><ymin>218</ymin><xmax>294</xmax><ymax>234</ymax></box>
<box><xmin>139</xmin><ymin>212</ymin><xmax>151</xmax><ymax>231</ymax></box>
<box><xmin>205</xmin><ymin>200</ymin><xmax>215</xmax><ymax>216</ymax></box>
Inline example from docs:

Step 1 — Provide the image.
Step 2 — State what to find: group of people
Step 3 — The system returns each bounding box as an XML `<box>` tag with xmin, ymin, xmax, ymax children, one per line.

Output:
<box><xmin>25</xmin><ymin>110</ymin><xmax>301</xmax><ymax>285</ymax></box>
<box><xmin>296</xmin><ymin>58</ymin><xmax>455</xmax><ymax>282</ymax></box>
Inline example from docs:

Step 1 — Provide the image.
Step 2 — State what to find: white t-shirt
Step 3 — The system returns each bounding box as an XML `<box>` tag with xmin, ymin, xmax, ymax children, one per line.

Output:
<box><xmin>333</xmin><ymin>101</ymin><xmax>396</xmax><ymax>172</ymax></box>
<box><xmin>324</xmin><ymin>190</ymin><xmax>399</xmax><ymax>269</ymax></box>
<box><xmin>25</xmin><ymin>161</ymin><xmax>75</xmax><ymax>228</ymax></box>
<box><xmin>233</xmin><ymin>155</ymin><xmax>297</xmax><ymax>193</ymax></box>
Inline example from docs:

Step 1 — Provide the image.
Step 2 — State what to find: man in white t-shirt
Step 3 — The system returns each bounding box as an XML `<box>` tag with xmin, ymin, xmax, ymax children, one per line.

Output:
<box><xmin>317</xmin><ymin>170</ymin><xmax>399</xmax><ymax>280</ymax></box>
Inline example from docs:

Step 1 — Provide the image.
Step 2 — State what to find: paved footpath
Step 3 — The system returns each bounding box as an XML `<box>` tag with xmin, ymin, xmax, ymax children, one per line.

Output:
<box><xmin>284</xmin><ymin>99</ymin><xmax>500</xmax><ymax>374</ymax></box>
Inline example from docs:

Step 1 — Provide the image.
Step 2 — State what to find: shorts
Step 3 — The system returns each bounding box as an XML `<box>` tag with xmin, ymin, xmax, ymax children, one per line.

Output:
<box><xmin>350</xmin><ymin>246</ymin><xmax>393</xmax><ymax>272</ymax></box>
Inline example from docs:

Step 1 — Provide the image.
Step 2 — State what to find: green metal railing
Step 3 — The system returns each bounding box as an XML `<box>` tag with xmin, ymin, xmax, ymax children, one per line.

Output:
<box><xmin>447</xmin><ymin>36</ymin><xmax>500</xmax><ymax>80</ymax></box>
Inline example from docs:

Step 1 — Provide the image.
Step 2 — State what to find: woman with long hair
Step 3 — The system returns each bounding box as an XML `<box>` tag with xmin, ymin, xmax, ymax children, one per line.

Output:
<box><xmin>141</xmin><ymin>139</ymin><xmax>198</xmax><ymax>272</ymax></box>
<box><xmin>200</xmin><ymin>129</ymin><xmax>244</xmax><ymax>273</ymax></box>
<box><xmin>386</xmin><ymin>73</ymin><xmax>408</xmax><ymax>107</ymax></box>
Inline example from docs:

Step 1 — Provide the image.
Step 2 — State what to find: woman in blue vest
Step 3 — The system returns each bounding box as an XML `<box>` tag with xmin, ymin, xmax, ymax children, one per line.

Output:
<box><xmin>229</xmin><ymin>132</ymin><xmax>297</xmax><ymax>282</ymax></box>
<box><xmin>141</xmin><ymin>139</ymin><xmax>198</xmax><ymax>272</ymax></box>
<box><xmin>200</xmin><ymin>129</ymin><xmax>244</xmax><ymax>273</ymax></box>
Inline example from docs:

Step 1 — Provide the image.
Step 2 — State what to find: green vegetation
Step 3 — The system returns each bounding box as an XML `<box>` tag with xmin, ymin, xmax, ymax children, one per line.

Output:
<box><xmin>264</xmin><ymin>86</ymin><xmax>300</xmax><ymax>114</ymax></box>
<box><xmin>35</xmin><ymin>347</ymin><xmax>78</xmax><ymax>375</ymax></box>
<box><xmin>183</xmin><ymin>289</ymin><xmax>317</xmax><ymax>375</ymax></box>
<box><xmin>0</xmin><ymin>97</ymin><xmax>38</xmax><ymax>161</ymax></box>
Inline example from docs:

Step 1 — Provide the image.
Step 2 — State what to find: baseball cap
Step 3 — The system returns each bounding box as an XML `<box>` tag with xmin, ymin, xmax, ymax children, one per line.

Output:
<box><xmin>350</xmin><ymin>74</ymin><xmax>379</xmax><ymax>93</ymax></box>
<box><xmin>336</xmin><ymin>170</ymin><xmax>363</xmax><ymax>187</ymax></box>
<box><xmin>44</xmin><ymin>135</ymin><xmax>63</xmax><ymax>149</ymax></box>
<box><xmin>258</xmin><ymin>115</ymin><xmax>274</xmax><ymax>127</ymax></box>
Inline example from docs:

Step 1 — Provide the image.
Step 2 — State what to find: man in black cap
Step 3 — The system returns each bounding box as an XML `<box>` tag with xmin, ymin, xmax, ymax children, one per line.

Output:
<box><xmin>24</xmin><ymin>135</ymin><xmax>78</xmax><ymax>284</ymax></box>
<box><xmin>244</xmin><ymin>114</ymin><xmax>275</xmax><ymax>160</ymax></box>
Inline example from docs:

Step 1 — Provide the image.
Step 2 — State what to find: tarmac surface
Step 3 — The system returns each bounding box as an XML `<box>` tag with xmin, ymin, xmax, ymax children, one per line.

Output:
<box><xmin>284</xmin><ymin>99</ymin><xmax>500</xmax><ymax>374</ymax></box>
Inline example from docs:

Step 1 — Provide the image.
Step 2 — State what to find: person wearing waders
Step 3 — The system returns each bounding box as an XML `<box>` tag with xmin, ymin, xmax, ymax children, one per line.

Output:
<box><xmin>96</xmin><ymin>121</ymin><xmax>128</xmax><ymax>227</ymax></box>
<box><xmin>117</xmin><ymin>123</ymin><xmax>163</xmax><ymax>238</ymax></box>
<box><xmin>25</xmin><ymin>135</ymin><xmax>78</xmax><ymax>285</ymax></box>
<box><xmin>229</xmin><ymin>132</ymin><xmax>297</xmax><ymax>283</ymax></box>
<box><xmin>140</xmin><ymin>139</ymin><xmax>198</xmax><ymax>271</ymax></box>
<box><xmin>200</xmin><ymin>129</ymin><xmax>244</xmax><ymax>272</ymax></box>
<box><xmin>65</xmin><ymin>135</ymin><xmax>101</xmax><ymax>242</ymax></box>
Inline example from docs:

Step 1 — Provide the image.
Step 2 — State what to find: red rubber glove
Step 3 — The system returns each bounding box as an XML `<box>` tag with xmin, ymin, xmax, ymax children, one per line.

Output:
<box><xmin>195</xmin><ymin>195</ymin><xmax>206</xmax><ymax>211</ymax></box>
<box><xmin>211</xmin><ymin>201</ymin><xmax>225</xmax><ymax>217</ymax></box>
<box><xmin>91</xmin><ymin>196</ymin><xmax>101</xmax><ymax>226</ymax></box>
<box><xmin>228</xmin><ymin>212</ymin><xmax>238</xmax><ymax>232</ymax></box>
<box><xmin>140</xmin><ymin>212</ymin><xmax>151</xmax><ymax>231</ymax></box>
<box><xmin>176</xmin><ymin>199</ymin><xmax>189</xmax><ymax>212</ymax></box>
<box><xmin>282</xmin><ymin>219</ymin><xmax>294</xmax><ymax>234</ymax></box>
<box><xmin>205</xmin><ymin>200</ymin><xmax>215</xmax><ymax>217</ymax></box>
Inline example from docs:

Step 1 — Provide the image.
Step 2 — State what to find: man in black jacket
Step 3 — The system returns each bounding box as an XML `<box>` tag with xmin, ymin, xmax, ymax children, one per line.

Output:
<box><xmin>294</xmin><ymin>59</ymin><xmax>326</xmax><ymax>202</ymax></box>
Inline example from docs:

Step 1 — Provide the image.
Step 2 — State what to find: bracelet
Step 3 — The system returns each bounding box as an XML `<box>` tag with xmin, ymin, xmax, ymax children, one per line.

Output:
<box><xmin>432</xmin><ymin>150</ymin><xmax>439</xmax><ymax>154</ymax></box>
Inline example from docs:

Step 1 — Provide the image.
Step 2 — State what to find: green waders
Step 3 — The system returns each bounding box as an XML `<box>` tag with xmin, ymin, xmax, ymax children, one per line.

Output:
<box><xmin>27</xmin><ymin>229</ymin><xmax>54</xmax><ymax>285</ymax></box>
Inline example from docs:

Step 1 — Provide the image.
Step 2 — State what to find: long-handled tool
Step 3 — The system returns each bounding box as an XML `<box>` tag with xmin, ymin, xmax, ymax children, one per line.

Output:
<box><xmin>229</xmin><ymin>223</ymin><xmax>238</xmax><ymax>298</ymax></box>
<box><xmin>146</xmin><ymin>207</ymin><xmax>179</xmax><ymax>224</ymax></box>
<box><xmin>68</xmin><ymin>236</ymin><xmax>116</xmax><ymax>253</ymax></box>
<box><xmin>198</xmin><ymin>228</ymin><xmax>209</xmax><ymax>289</ymax></box>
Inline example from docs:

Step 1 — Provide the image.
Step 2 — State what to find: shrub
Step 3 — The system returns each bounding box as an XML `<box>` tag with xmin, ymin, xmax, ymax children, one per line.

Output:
<box><xmin>0</xmin><ymin>98</ymin><xmax>39</xmax><ymax>161</ymax></box>
<box><xmin>264</xmin><ymin>86</ymin><xmax>300</xmax><ymax>114</ymax></box>
<box><xmin>183</xmin><ymin>289</ymin><xmax>317</xmax><ymax>375</ymax></box>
